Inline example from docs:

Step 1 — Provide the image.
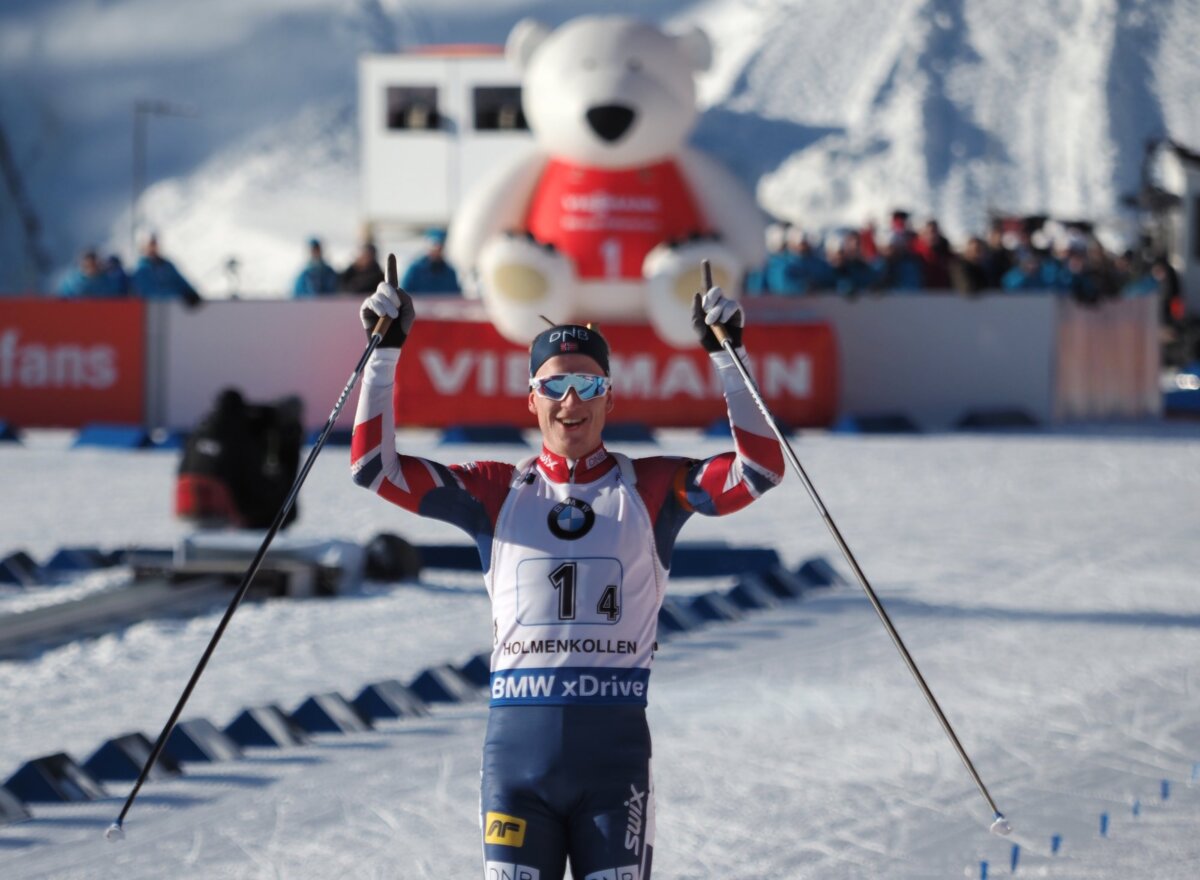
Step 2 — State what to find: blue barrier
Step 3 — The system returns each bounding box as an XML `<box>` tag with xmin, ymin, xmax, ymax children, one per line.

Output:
<box><xmin>417</xmin><ymin>544</ymin><xmax>483</xmax><ymax>571</ymax></box>
<box><xmin>440</xmin><ymin>425</ymin><xmax>528</xmax><ymax>445</ymax></box>
<box><xmin>0</xmin><ymin>785</ymin><xmax>29</xmax><ymax>825</ymax></box>
<box><xmin>1164</xmin><ymin>387</ymin><xmax>1200</xmax><ymax>415</ymax></box>
<box><xmin>725</xmin><ymin>574</ymin><xmax>784</xmax><ymax>610</ymax></box>
<box><xmin>42</xmin><ymin>546</ymin><xmax>112</xmax><ymax>574</ymax></box>
<box><xmin>457</xmin><ymin>652</ymin><xmax>492</xmax><ymax>688</ymax></box>
<box><xmin>224</xmin><ymin>705</ymin><xmax>309</xmax><ymax>748</ymax></box>
<box><xmin>657</xmin><ymin>598</ymin><xmax>705</xmax><ymax>635</ymax></box>
<box><xmin>796</xmin><ymin>557</ymin><xmax>845</xmax><ymax>588</ymax></box>
<box><xmin>669</xmin><ymin>543</ymin><xmax>781</xmax><ymax>578</ymax></box>
<box><xmin>0</xmin><ymin>551</ymin><xmax>38</xmax><ymax>587</ymax></box>
<box><xmin>760</xmin><ymin>566</ymin><xmax>808</xmax><ymax>599</ymax></box>
<box><xmin>832</xmin><ymin>413</ymin><xmax>921</xmax><ymax>434</ymax></box>
<box><xmin>602</xmin><ymin>423</ymin><xmax>657</xmax><ymax>443</ymax></box>
<box><xmin>703</xmin><ymin>417</ymin><xmax>732</xmax><ymax>437</ymax></box>
<box><xmin>410</xmin><ymin>664</ymin><xmax>480</xmax><ymax>704</ymax></box>
<box><xmin>0</xmin><ymin>420</ymin><xmax>20</xmax><ymax>443</ymax></box>
<box><xmin>163</xmin><ymin>718</ymin><xmax>243</xmax><ymax>764</ymax></box>
<box><xmin>290</xmin><ymin>693</ymin><xmax>373</xmax><ymax>735</ymax></box>
<box><xmin>688</xmin><ymin>591</ymin><xmax>744</xmax><ymax>623</ymax></box>
<box><xmin>414</xmin><ymin>542</ymin><xmax>782</xmax><ymax>578</ymax></box>
<box><xmin>83</xmin><ymin>732</ymin><xmax>182</xmax><ymax>782</ymax></box>
<box><xmin>307</xmin><ymin>427</ymin><xmax>354</xmax><ymax>447</ymax></box>
<box><xmin>351</xmin><ymin>681</ymin><xmax>429</xmax><ymax>722</ymax></box>
<box><xmin>956</xmin><ymin>409</ymin><xmax>1039</xmax><ymax>430</ymax></box>
<box><xmin>4</xmin><ymin>753</ymin><xmax>107</xmax><ymax>803</ymax></box>
<box><xmin>151</xmin><ymin>429</ymin><xmax>189</xmax><ymax>450</ymax></box>
<box><xmin>73</xmin><ymin>423</ymin><xmax>154</xmax><ymax>449</ymax></box>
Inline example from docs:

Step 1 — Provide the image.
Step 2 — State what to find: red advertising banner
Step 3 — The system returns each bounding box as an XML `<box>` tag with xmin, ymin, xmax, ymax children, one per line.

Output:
<box><xmin>0</xmin><ymin>299</ymin><xmax>145</xmax><ymax>427</ymax></box>
<box><xmin>394</xmin><ymin>318</ymin><xmax>838</xmax><ymax>428</ymax></box>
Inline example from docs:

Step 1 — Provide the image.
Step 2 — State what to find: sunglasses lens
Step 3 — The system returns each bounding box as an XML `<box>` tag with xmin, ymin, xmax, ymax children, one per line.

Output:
<box><xmin>534</xmin><ymin>374</ymin><xmax>609</xmax><ymax>400</ymax></box>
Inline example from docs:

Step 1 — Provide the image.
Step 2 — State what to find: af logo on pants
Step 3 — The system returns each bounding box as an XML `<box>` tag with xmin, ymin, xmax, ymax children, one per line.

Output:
<box><xmin>583</xmin><ymin>868</ymin><xmax>640</xmax><ymax>880</ymax></box>
<box><xmin>484</xmin><ymin>812</ymin><xmax>527</xmax><ymax>847</ymax></box>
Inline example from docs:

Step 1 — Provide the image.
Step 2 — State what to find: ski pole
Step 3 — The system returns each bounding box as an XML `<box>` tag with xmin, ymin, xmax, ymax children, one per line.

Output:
<box><xmin>106</xmin><ymin>256</ymin><xmax>399</xmax><ymax>841</ymax></box>
<box><xmin>700</xmin><ymin>260</ymin><xmax>1011</xmax><ymax>836</ymax></box>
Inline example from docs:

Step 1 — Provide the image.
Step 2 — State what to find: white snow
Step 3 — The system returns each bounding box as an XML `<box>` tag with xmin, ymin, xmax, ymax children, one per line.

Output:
<box><xmin>2</xmin><ymin>424</ymin><xmax>1200</xmax><ymax>877</ymax></box>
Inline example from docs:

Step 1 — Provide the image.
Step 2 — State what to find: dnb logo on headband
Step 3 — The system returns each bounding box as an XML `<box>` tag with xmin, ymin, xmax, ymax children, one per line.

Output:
<box><xmin>530</xmin><ymin>324</ymin><xmax>610</xmax><ymax>377</ymax></box>
<box><xmin>548</xmin><ymin>497</ymin><xmax>595</xmax><ymax>540</ymax></box>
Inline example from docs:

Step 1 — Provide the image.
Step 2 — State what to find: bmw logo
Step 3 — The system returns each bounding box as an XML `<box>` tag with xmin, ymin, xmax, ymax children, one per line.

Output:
<box><xmin>548</xmin><ymin>497</ymin><xmax>595</xmax><ymax>540</ymax></box>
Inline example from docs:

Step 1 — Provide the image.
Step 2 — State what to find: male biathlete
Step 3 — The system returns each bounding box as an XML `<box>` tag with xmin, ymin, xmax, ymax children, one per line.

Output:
<box><xmin>351</xmin><ymin>280</ymin><xmax>785</xmax><ymax>880</ymax></box>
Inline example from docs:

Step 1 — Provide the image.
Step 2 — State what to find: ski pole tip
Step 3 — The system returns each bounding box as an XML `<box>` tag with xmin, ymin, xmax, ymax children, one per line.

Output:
<box><xmin>989</xmin><ymin>814</ymin><xmax>1012</xmax><ymax>836</ymax></box>
<box><xmin>105</xmin><ymin>821</ymin><xmax>125</xmax><ymax>843</ymax></box>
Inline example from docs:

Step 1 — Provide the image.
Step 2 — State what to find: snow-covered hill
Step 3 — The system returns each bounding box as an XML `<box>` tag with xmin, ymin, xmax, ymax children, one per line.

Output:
<box><xmin>2</xmin><ymin>0</ymin><xmax>1198</xmax><ymax>294</ymax></box>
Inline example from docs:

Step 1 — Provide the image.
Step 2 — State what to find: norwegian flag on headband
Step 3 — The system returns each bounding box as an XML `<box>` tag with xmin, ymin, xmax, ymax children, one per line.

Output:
<box><xmin>560</xmin><ymin>341</ymin><xmax>578</xmax><ymax>352</ymax></box>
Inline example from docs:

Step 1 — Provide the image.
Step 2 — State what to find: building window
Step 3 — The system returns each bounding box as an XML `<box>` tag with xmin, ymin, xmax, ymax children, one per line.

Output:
<box><xmin>473</xmin><ymin>87</ymin><xmax>527</xmax><ymax>131</ymax></box>
<box><xmin>386</xmin><ymin>86</ymin><xmax>440</xmax><ymax>131</ymax></box>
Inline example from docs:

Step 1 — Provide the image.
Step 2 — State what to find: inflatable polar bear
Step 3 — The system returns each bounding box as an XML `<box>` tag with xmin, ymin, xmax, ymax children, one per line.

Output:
<box><xmin>446</xmin><ymin>15</ymin><xmax>766</xmax><ymax>348</ymax></box>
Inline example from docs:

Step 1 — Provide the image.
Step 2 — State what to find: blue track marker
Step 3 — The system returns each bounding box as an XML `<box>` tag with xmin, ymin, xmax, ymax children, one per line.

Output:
<box><xmin>979</xmin><ymin>859</ymin><xmax>988</xmax><ymax>879</ymax></box>
<box><xmin>1099</xmin><ymin>813</ymin><xmax>1109</xmax><ymax>837</ymax></box>
<box><xmin>1132</xmin><ymin>799</ymin><xmax>1141</xmax><ymax>818</ymax></box>
<box><xmin>1010</xmin><ymin>843</ymin><xmax>1020</xmax><ymax>872</ymax></box>
<box><xmin>1161</xmin><ymin>779</ymin><xmax>1170</xmax><ymax>801</ymax></box>
<box><xmin>1050</xmin><ymin>834</ymin><xmax>1062</xmax><ymax>855</ymax></box>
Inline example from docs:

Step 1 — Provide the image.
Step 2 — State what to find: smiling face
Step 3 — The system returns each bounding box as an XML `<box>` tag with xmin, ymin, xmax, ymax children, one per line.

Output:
<box><xmin>528</xmin><ymin>353</ymin><xmax>614</xmax><ymax>460</ymax></box>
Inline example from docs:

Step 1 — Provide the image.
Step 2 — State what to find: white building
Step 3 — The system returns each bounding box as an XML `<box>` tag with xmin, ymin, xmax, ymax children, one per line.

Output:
<box><xmin>358</xmin><ymin>45</ymin><xmax>534</xmax><ymax>238</ymax></box>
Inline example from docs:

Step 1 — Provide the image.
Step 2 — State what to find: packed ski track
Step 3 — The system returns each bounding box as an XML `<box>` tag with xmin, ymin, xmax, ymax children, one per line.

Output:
<box><xmin>2</xmin><ymin>426</ymin><xmax>1200</xmax><ymax>878</ymax></box>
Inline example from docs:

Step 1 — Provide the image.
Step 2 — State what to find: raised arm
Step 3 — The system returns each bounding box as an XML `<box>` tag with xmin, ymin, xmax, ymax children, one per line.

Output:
<box><xmin>675</xmin><ymin>285</ymin><xmax>784</xmax><ymax>514</ymax></box>
<box><xmin>350</xmin><ymin>281</ymin><xmax>513</xmax><ymax>543</ymax></box>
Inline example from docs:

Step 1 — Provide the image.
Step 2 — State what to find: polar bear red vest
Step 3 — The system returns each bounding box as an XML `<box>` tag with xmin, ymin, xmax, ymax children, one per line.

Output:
<box><xmin>446</xmin><ymin>15</ymin><xmax>766</xmax><ymax>347</ymax></box>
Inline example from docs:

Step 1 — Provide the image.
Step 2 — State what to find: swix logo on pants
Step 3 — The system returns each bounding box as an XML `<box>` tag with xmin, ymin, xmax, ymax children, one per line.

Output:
<box><xmin>624</xmin><ymin>784</ymin><xmax>646</xmax><ymax>855</ymax></box>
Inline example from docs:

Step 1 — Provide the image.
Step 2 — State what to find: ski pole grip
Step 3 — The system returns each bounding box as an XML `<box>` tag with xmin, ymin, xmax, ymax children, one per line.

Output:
<box><xmin>700</xmin><ymin>259</ymin><xmax>732</xmax><ymax>346</ymax></box>
<box><xmin>372</xmin><ymin>254</ymin><xmax>398</xmax><ymax>338</ymax></box>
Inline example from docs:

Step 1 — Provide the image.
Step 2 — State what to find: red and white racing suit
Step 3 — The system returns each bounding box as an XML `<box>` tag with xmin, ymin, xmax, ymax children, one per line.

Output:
<box><xmin>351</xmin><ymin>345</ymin><xmax>783</xmax><ymax>880</ymax></box>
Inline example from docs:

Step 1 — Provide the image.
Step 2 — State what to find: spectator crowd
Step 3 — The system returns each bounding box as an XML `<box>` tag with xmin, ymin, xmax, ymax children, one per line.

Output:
<box><xmin>55</xmin><ymin>213</ymin><xmax>1177</xmax><ymax>324</ymax></box>
<box><xmin>745</xmin><ymin>210</ymin><xmax>1177</xmax><ymax>315</ymax></box>
<box><xmin>59</xmin><ymin>229</ymin><xmax>461</xmax><ymax>303</ymax></box>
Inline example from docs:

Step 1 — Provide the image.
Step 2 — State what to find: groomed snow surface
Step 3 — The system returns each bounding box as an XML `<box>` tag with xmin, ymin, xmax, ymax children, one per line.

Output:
<box><xmin>2</xmin><ymin>426</ymin><xmax>1200</xmax><ymax>878</ymax></box>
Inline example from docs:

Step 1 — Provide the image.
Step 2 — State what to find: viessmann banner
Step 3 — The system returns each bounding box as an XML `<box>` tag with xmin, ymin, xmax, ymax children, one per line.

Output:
<box><xmin>0</xmin><ymin>299</ymin><xmax>145</xmax><ymax>427</ymax></box>
<box><xmin>393</xmin><ymin>319</ymin><xmax>838</xmax><ymax>428</ymax></box>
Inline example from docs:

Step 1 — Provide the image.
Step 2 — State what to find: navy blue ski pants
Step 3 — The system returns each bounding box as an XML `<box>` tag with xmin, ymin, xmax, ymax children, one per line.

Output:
<box><xmin>480</xmin><ymin>704</ymin><xmax>654</xmax><ymax>880</ymax></box>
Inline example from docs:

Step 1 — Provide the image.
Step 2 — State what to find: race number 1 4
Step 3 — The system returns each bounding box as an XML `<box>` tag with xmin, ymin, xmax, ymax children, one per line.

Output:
<box><xmin>516</xmin><ymin>557</ymin><xmax>624</xmax><ymax>626</ymax></box>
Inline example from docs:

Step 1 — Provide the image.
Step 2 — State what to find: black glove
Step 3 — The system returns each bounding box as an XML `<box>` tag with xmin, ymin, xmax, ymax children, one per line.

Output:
<box><xmin>360</xmin><ymin>282</ymin><xmax>415</xmax><ymax>348</ymax></box>
<box><xmin>691</xmin><ymin>286</ymin><xmax>744</xmax><ymax>352</ymax></box>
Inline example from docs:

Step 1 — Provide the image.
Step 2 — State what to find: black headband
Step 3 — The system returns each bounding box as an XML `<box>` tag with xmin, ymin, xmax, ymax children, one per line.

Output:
<box><xmin>529</xmin><ymin>324</ymin><xmax>610</xmax><ymax>376</ymax></box>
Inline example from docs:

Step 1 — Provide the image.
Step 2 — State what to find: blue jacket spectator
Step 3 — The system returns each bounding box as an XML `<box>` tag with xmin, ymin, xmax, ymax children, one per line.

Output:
<box><xmin>400</xmin><ymin>229</ymin><xmax>460</xmax><ymax>294</ymax></box>
<box><xmin>105</xmin><ymin>255</ymin><xmax>130</xmax><ymax>294</ymax></box>
<box><xmin>1051</xmin><ymin>253</ymin><xmax>1101</xmax><ymax>304</ymax></box>
<box><xmin>826</xmin><ymin>231</ymin><xmax>877</xmax><ymax>296</ymax></box>
<box><xmin>59</xmin><ymin>249</ymin><xmax>125</xmax><ymax>297</ymax></box>
<box><xmin>1001</xmin><ymin>251</ymin><xmax>1053</xmax><ymax>292</ymax></box>
<box><xmin>744</xmin><ymin>223</ymin><xmax>788</xmax><ymax>295</ymax></box>
<box><xmin>293</xmin><ymin>238</ymin><xmax>340</xmax><ymax>296</ymax></box>
<box><xmin>871</xmin><ymin>232</ymin><xmax>924</xmax><ymax>291</ymax></box>
<box><xmin>767</xmin><ymin>229</ymin><xmax>833</xmax><ymax>294</ymax></box>
<box><xmin>130</xmin><ymin>235</ymin><xmax>200</xmax><ymax>303</ymax></box>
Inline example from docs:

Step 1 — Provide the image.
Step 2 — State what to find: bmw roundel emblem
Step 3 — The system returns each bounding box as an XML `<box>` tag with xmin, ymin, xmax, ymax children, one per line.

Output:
<box><xmin>548</xmin><ymin>497</ymin><xmax>595</xmax><ymax>540</ymax></box>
